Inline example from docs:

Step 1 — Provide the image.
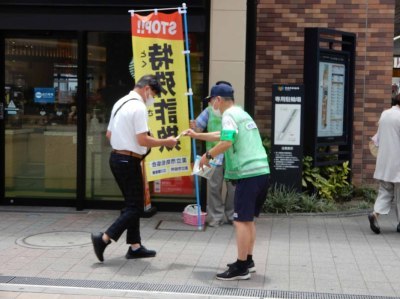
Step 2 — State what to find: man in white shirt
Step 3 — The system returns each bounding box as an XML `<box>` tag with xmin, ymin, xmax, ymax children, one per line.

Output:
<box><xmin>91</xmin><ymin>75</ymin><xmax>177</xmax><ymax>262</ymax></box>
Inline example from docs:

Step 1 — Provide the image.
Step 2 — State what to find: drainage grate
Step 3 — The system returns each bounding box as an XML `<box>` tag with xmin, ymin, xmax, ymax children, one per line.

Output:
<box><xmin>1</xmin><ymin>275</ymin><xmax>399</xmax><ymax>299</ymax></box>
<box><xmin>0</xmin><ymin>276</ymin><xmax>14</xmax><ymax>283</ymax></box>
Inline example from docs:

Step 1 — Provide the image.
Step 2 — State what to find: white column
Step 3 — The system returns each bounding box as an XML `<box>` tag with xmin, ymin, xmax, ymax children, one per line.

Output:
<box><xmin>209</xmin><ymin>0</ymin><xmax>247</xmax><ymax>107</ymax></box>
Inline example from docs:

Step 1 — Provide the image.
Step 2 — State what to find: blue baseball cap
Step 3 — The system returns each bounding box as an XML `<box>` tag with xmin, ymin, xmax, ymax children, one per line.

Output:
<box><xmin>205</xmin><ymin>83</ymin><xmax>234</xmax><ymax>101</ymax></box>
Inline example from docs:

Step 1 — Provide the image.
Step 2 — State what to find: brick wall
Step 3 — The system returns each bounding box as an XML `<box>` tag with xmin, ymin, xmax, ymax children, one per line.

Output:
<box><xmin>255</xmin><ymin>0</ymin><xmax>395</xmax><ymax>186</ymax></box>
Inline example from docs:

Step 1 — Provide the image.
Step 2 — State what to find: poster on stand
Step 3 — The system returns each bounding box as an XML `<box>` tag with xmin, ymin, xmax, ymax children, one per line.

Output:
<box><xmin>131</xmin><ymin>9</ymin><xmax>192</xmax><ymax>182</ymax></box>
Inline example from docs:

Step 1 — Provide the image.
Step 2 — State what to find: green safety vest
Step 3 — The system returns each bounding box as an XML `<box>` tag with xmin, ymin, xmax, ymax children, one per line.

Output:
<box><xmin>206</xmin><ymin>106</ymin><xmax>222</xmax><ymax>151</ymax></box>
<box><xmin>222</xmin><ymin>106</ymin><xmax>270</xmax><ymax>180</ymax></box>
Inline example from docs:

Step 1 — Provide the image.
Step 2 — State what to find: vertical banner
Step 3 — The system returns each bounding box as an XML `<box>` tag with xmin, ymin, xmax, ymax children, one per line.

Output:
<box><xmin>131</xmin><ymin>10</ymin><xmax>192</xmax><ymax>182</ymax></box>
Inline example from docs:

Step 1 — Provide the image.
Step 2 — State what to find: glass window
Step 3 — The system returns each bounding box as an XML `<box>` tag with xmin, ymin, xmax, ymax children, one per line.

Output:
<box><xmin>85</xmin><ymin>31</ymin><xmax>205</xmax><ymax>201</ymax></box>
<box><xmin>85</xmin><ymin>32</ymin><xmax>132</xmax><ymax>200</ymax></box>
<box><xmin>4</xmin><ymin>37</ymin><xmax>78</xmax><ymax>199</ymax></box>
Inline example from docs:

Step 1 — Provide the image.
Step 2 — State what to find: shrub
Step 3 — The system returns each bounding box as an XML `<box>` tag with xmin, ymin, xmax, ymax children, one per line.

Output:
<box><xmin>357</xmin><ymin>200</ymin><xmax>372</xmax><ymax>210</ymax></box>
<box><xmin>299</xmin><ymin>193</ymin><xmax>336</xmax><ymax>213</ymax></box>
<box><xmin>335</xmin><ymin>184</ymin><xmax>354</xmax><ymax>202</ymax></box>
<box><xmin>264</xmin><ymin>184</ymin><xmax>300</xmax><ymax>214</ymax></box>
<box><xmin>302</xmin><ymin>156</ymin><xmax>350</xmax><ymax>202</ymax></box>
<box><xmin>263</xmin><ymin>184</ymin><xmax>337</xmax><ymax>214</ymax></box>
<box><xmin>353</xmin><ymin>185</ymin><xmax>377</xmax><ymax>204</ymax></box>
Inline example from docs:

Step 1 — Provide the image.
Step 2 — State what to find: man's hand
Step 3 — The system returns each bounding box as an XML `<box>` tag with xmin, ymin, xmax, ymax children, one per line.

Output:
<box><xmin>199</xmin><ymin>153</ymin><xmax>210</xmax><ymax>169</ymax></box>
<box><xmin>164</xmin><ymin>136</ymin><xmax>178</xmax><ymax>148</ymax></box>
<box><xmin>182</xmin><ymin>128</ymin><xmax>198</xmax><ymax>138</ymax></box>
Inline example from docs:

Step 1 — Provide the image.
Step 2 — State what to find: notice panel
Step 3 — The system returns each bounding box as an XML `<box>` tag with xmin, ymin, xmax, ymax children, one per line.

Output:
<box><xmin>271</xmin><ymin>84</ymin><xmax>304</xmax><ymax>192</ymax></box>
<box><xmin>317</xmin><ymin>61</ymin><xmax>345</xmax><ymax>138</ymax></box>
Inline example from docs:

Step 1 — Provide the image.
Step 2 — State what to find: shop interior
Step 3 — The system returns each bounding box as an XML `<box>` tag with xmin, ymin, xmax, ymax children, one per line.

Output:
<box><xmin>4</xmin><ymin>31</ymin><xmax>205</xmax><ymax>205</ymax></box>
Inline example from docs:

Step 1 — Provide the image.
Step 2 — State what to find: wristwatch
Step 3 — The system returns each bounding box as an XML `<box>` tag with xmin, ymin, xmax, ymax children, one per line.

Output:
<box><xmin>205</xmin><ymin>151</ymin><xmax>213</xmax><ymax>160</ymax></box>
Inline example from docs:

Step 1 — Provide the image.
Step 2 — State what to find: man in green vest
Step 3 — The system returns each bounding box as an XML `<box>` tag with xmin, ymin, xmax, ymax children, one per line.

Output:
<box><xmin>184</xmin><ymin>82</ymin><xmax>270</xmax><ymax>281</ymax></box>
<box><xmin>190</xmin><ymin>81</ymin><xmax>235</xmax><ymax>227</ymax></box>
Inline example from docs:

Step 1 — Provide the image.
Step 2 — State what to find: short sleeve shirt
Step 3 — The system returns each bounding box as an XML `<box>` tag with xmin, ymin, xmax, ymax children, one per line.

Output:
<box><xmin>195</xmin><ymin>107</ymin><xmax>227</xmax><ymax>165</ymax></box>
<box><xmin>107</xmin><ymin>90</ymin><xmax>149</xmax><ymax>155</ymax></box>
<box><xmin>195</xmin><ymin>108</ymin><xmax>209</xmax><ymax>130</ymax></box>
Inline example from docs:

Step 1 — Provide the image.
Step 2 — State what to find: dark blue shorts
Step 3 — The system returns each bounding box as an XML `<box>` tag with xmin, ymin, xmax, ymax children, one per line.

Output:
<box><xmin>233</xmin><ymin>174</ymin><xmax>270</xmax><ymax>222</ymax></box>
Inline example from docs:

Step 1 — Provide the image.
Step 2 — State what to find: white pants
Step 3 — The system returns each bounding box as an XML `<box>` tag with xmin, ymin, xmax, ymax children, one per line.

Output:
<box><xmin>374</xmin><ymin>180</ymin><xmax>400</xmax><ymax>222</ymax></box>
<box><xmin>206</xmin><ymin>165</ymin><xmax>235</xmax><ymax>225</ymax></box>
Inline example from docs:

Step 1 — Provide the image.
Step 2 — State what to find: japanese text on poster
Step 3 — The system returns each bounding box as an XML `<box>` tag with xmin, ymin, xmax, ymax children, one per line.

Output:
<box><xmin>131</xmin><ymin>11</ymin><xmax>191</xmax><ymax>181</ymax></box>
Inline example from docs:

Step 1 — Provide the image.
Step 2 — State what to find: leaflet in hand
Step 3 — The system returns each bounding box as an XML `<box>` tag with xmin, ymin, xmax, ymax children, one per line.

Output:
<box><xmin>192</xmin><ymin>155</ymin><xmax>217</xmax><ymax>179</ymax></box>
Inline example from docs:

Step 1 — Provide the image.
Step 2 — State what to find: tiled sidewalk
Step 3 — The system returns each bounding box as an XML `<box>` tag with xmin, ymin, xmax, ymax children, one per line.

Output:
<box><xmin>0</xmin><ymin>207</ymin><xmax>399</xmax><ymax>298</ymax></box>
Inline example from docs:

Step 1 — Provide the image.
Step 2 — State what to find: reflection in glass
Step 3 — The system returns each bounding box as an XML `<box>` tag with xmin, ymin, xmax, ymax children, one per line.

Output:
<box><xmin>4</xmin><ymin>38</ymin><xmax>78</xmax><ymax>198</ymax></box>
<box><xmin>85</xmin><ymin>32</ymin><xmax>132</xmax><ymax>200</ymax></box>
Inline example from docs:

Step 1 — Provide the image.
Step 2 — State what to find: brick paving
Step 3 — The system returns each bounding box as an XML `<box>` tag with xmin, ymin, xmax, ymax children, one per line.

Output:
<box><xmin>0</xmin><ymin>207</ymin><xmax>399</xmax><ymax>298</ymax></box>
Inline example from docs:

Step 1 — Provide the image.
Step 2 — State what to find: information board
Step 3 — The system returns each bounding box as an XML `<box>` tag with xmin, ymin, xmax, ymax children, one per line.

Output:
<box><xmin>271</xmin><ymin>84</ymin><xmax>304</xmax><ymax>191</ymax></box>
<box><xmin>303</xmin><ymin>28</ymin><xmax>355</xmax><ymax>168</ymax></box>
<box><xmin>316</xmin><ymin>51</ymin><xmax>349</xmax><ymax>144</ymax></box>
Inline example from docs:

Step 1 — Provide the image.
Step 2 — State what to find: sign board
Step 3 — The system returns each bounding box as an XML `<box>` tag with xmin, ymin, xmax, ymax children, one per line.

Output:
<box><xmin>34</xmin><ymin>87</ymin><xmax>55</xmax><ymax>104</ymax></box>
<box><xmin>316</xmin><ymin>51</ymin><xmax>349</xmax><ymax>144</ymax></box>
<box><xmin>152</xmin><ymin>176</ymin><xmax>194</xmax><ymax>196</ymax></box>
<box><xmin>303</xmin><ymin>28</ymin><xmax>355</xmax><ymax>169</ymax></box>
<box><xmin>270</xmin><ymin>84</ymin><xmax>304</xmax><ymax>191</ymax></box>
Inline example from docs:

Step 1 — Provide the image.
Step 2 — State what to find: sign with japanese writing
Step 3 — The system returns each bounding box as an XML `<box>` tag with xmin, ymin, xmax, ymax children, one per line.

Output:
<box><xmin>317</xmin><ymin>60</ymin><xmax>345</xmax><ymax>138</ymax></box>
<box><xmin>131</xmin><ymin>10</ymin><xmax>191</xmax><ymax>181</ymax></box>
<box><xmin>271</xmin><ymin>84</ymin><xmax>304</xmax><ymax>192</ymax></box>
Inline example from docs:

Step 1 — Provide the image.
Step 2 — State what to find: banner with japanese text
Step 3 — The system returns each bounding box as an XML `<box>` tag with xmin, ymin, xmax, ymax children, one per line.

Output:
<box><xmin>131</xmin><ymin>10</ymin><xmax>192</xmax><ymax>181</ymax></box>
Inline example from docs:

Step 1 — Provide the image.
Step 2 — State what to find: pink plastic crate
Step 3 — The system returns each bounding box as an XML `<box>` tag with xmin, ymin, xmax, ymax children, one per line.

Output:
<box><xmin>182</xmin><ymin>204</ymin><xmax>207</xmax><ymax>226</ymax></box>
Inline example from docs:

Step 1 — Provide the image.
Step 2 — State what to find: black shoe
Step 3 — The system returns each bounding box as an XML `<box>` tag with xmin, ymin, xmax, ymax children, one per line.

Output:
<box><xmin>227</xmin><ymin>260</ymin><xmax>256</xmax><ymax>273</ymax></box>
<box><xmin>368</xmin><ymin>213</ymin><xmax>381</xmax><ymax>234</ymax></box>
<box><xmin>91</xmin><ymin>232</ymin><xmax>110</xmax><ymax>262</ymax></box>
<box><xmin>216</xmin><ymin>263</ymin><xmax>250</xmax><ymax>281</ymax></box>
<box><xmin>125</xmin><ymin>245</ymin><xmax>156</xmax><ymax>259</ymax></box>
<box><xmin>397</xmin><ymin>223</ymin><xmax>400</xmax><ymax>233</ymax></box>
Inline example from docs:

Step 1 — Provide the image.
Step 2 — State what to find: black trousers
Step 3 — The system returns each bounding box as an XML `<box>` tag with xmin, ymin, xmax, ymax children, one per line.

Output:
<box><xmin>105</xmin><ymin>152</ymin><xmax>143</xmax><ymax>244</ymax></box>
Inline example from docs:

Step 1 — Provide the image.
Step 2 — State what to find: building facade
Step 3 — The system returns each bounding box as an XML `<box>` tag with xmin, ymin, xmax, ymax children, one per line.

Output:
<box><xmin>0</xmin><ymin>0</ymin><xmax>210</xmax><ymax>209</ymax></box>
<box><xmin>254</xmin><ymin>0</ymin><xmax>395</xmax><ymax>186</ymax></box>
<box><xmin>0</xmin><ymin>0</ymin><xmax>397</xmax><ymax>209</ymax></box>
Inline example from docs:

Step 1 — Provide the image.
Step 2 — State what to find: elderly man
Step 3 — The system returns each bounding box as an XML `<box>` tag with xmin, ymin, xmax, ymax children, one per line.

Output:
<box><xmin>184</xmin><ymin>82</ymin><xmax>270</xmax><ymax>280</ymax></box>
<box><xmin>91</xmin><ymin>74</ymin><xmax>177</xmax><ymax>262</ymax></box>
<box><xmin>368</xmin><ymin>95</ymin><xmax>400</xmax><ymax>234</ymax></box>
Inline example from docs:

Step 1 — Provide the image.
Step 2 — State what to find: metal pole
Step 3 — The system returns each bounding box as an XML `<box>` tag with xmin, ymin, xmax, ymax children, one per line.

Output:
<box><xmin>182</xmin><ymin>3</ymin><xmax>202</xmax><ymax>230</ymax></box>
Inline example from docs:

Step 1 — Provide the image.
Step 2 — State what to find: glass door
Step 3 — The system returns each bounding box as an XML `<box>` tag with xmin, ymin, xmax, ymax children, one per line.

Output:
<box><xmin>84</xmin><ymin>31</ymin><xmax>206</xmax><ymax>202</ymax></box>
<box><xmin>4</xmin><ymin>36</ymin><xmax>78</xmax><ymax>199</ymax></box>
<box><xmin>85</xmin><ymin>32</ymin><xmax>132</xmax><ymax>201</ymax></box>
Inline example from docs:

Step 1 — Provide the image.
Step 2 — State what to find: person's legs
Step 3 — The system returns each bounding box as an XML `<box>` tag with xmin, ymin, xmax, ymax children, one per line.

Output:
<box><xmin>368</xmin><ymin>180</ymin><xmax>394</xmax><ymax>234</ymax></box>
<box><xmin>91</xmin><ymin>153</ymin><xmax>147</xmax><ymax>262</ymax></box>
<box><xmin>374</xmin><ymin>181</ymin><xmax>394</xmax><ymax>217</ymax></box>
<box><xmin>216</xmin><ymin>219</ymin><xmax>251</xmax><ymax>280</ymax></box>
<box><xmin>394</xmin><ymin>182</ymin><xmax>400</xmax><ymax>223</ymax></box>
<box><xmin>224</xmin><ymin>181</ymin><xmax>235</xmax><ymax>223</ymax></box>
<box><xmin>234</xmin><ymin>221</ymin><xmax>252</xmax><ymax>260</ymax></box>
<box><xmin>217</xmin><ymin>177</ymin><xmax>263</xmax><ymax>280</ymax></box>
<box><xmin>247</xmin><ymin>221</ymin><xmax>256</xmax><ymax>256</ymax></box>
<box><xmin>105</xmin><ymin>154</ymin><xmax>142</xmax><ymax>244</ymax></box>
<box><xmin>206</xmin><ymin>166</ymin><xmax>224</xmax><ymax>226</ymax></box>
